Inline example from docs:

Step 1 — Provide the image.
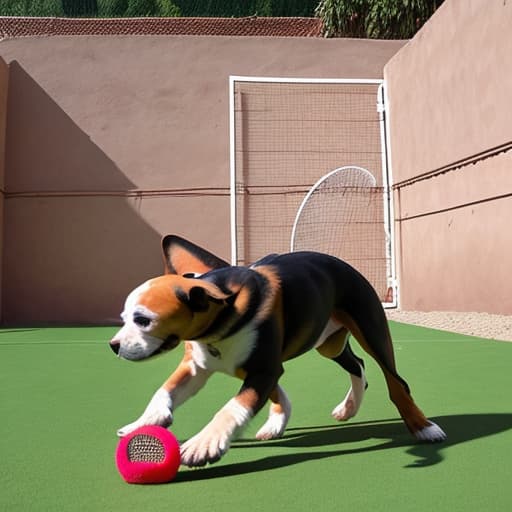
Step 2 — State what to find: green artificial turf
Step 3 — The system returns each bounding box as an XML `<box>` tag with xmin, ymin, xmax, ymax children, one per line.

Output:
<box><xmin>1</xmin><ymin>324</ymin><xmax>511</xmax><ymax>511</ymax></box>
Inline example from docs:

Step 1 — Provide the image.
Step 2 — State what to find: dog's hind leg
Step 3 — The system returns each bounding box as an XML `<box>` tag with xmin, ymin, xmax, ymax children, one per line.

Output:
<box><xmin>339</xmin><ymin>310</ymin><xmax>446</xmax><ymax>442</ymax></box>
<box><xmin>317</xmin><ymin>328</ymin><xmax>367</xmax><ymax>422</ymax></box>
<box><xmin>380</xmin><ymin>369</ymin><xmax>446</xmax><ymax>442</ymax></box>
<box><xmin>255</xmin><ymin>384</ymin><xmax>291</xmax><ymax>440</ymax></box>
<box><xmin>331</xmin><ymin>341</ymin><xmax>368</xmax><ymax>421</ymax></box>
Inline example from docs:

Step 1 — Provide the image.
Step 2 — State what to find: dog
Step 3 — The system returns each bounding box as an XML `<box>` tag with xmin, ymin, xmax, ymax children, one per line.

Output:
<box><xmin>109</xmin><ymin>235</ymin><xmax>446</xmax><ymax>467</ymax></box>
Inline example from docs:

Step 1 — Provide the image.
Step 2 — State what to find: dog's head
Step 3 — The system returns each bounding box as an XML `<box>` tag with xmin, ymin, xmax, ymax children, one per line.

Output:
<box><xmin>109</xmin><ymin>274</ymin><xmax>230</xmax><ymax>361</ymax></box>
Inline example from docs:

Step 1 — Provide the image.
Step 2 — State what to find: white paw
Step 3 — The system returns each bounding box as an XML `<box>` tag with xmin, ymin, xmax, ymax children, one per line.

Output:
<box><xmin>414</xmin><ymin>421</ymin><xmax>447</xmax><ymax>442</ymax></box>
<box><xmin>180</xmin><ymin>398</ymin><xmax>251</xmax><ymax>467</ymax></box>
<box><xmin>256</xmin><ymin>386</ymin><xmax>291</xmax><ymax>440</ymax></box>
<box><xmin>332</xmin><ymin>373</ymin><xmax>366</xmax><ymax>422</ymax></box>
<box><xmin>180</xmin><ymin>428</ymin><xmax>233</xmax><ymax>467</ymax></box>
<box><xmin>117</xmin><ymin>388</ymin><xmax>173</xmax><ymax>437</ymax></box>
<box><xmin>255</xmin><ymin>413</ymin><xmax>288</xmax><ymax>440</ymax></box>
<box><xmin>332</xmin><ymin>396</ymin><xmax>357</xmax><ymax>421</ymax></box>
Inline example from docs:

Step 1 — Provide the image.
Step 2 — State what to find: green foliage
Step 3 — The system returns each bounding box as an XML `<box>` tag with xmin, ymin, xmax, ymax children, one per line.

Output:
<box><xmin>29</xmin><ymin>0</ymin><xmax>63</xmax><ymax>15</ymax></box>
<box><xmin>0</xmin><ymin>0</ymin><xmax>181</xmax><ymax>16</ymax></box>
<box><xmin>172</xmin><ymin>1</ymin><xmax>268</xmax><ymax>17</ymax></box>
<box><xmin>315</xmin><ymin>0</ymin><xmax>363</xmax><ymax>38</ymax></box>
<box><xmin>0</xmin><ymin>0</ymin><xmax>318</xmax><ymax>17</ymax></box>
<box><xmin>124</xmin><ymin>0</ymin><xmax>157</xmax><ymax>16</ymax></box>
<box><xmin>97</xmin><ymin>0</ymin><xmax>128</xmax><ymax>16</ymax></box>
<box><xmin>155</xmin><ymin>0</ymin><xmax>180</xmax><ymax>16</ymax></box>
<box><xmin>315</xmin><ymin>0</ymin><xmax>444</xmax><ymax>38</ymax></box>
<box><xmin>172</xmin><ymin>0</ymin><xmax>317</xmax><ymax>17</ymax></box>
<box><xmin>100</xmin><ymin>0</ymin><xmax>180</xmax><ymax>16</ymax></box>
<box><xmin>0</xmin><ymin>0</ymin><xmax>22</xmax><ymax>16</ymax></box>
<box><xmin>0</xmin><ymin>0</ymin><xmax>59</xmax><ymax>15</ymax></box>
<box><xmin>271</xmin><ymin>0</ymin><xmax>318</xmax><ymax>17</ymax></box>
<box><xmin>62</xmin><ymin>0</ymin><xmax>98</xmax><ymax>16</ymax></box>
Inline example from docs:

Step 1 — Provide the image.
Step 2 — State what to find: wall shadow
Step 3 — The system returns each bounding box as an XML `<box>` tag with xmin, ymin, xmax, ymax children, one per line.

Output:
<box><xmin>174</xmin><ymin>413</ymin><xmax>512</xmax><ymax>482</ymax></box>
<box><xmin>3</xmin><ymin>61</ymin><xmax>163</xmax><ymax>325</ymax></box>
<box><xmin>6</xmin><ymin>61</ymin><xmax>138</xmax><ymax>193</ymax></box>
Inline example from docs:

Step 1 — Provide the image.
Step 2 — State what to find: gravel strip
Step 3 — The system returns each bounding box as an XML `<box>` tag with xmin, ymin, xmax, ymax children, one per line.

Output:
<box><xmin>386</xmin><ymin>310</ymin><xmax>512</xmax><ymax>342</ymax></box>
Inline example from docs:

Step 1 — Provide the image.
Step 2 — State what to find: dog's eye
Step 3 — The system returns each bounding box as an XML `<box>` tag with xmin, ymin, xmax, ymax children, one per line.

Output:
<box><xmin>133</xmin><ymin>315</ymin><xmax>151</xmax><ymax>328</ymax></box>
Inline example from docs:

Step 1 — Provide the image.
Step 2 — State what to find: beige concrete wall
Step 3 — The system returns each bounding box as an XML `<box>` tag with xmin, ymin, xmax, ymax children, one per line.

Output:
<box><xmin>384</xmin><ymin>0</ymin><xmax>512</xmax><ymax>314</ymax></box>
<box><xmin>1</xmin><ymin>35</ymin><xmax>404</xmax><ymax>324</ymax></box>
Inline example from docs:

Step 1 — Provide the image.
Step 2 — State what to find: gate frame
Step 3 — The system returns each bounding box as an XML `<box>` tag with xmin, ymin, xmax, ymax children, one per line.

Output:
<box><xmin>228</xmin><ymin>76</ymin><xmax>398</xmax><ymax>308</ymax></box>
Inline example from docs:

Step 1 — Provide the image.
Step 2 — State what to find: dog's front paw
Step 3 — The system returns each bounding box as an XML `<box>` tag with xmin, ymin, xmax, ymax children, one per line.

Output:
<box><xmin>180</xmin><ymin>398</ymin><xmax>252</xmax><ymax>467</ymax></box>
<box><xmin>117</xmin><ymin>388</ymin><xmax>173</xmax><ymax>437</ymax></box>
<box><xmin>180</xmin><ymin>428</ymin><xmax>232</xmax><ymax>467</ymax></box>
<box><xmin>255</xmin><ymin>413</ymin><xmax>288</xmax><ymax>440</ymax></box>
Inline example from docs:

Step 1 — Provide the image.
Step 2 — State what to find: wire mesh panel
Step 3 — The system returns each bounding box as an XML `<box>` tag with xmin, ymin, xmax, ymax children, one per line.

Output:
<box><xmin>230</xmin><ymin>78</ymin><xmax>394</xmax><ymax>303</ymax></box>
<box><xmin>291</xmin><ymin>166</ymin><xmax>388</xmax><ymax>299</ymax></box>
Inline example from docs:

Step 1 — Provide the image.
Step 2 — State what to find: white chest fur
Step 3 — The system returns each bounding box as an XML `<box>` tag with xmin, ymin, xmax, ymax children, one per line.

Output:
<box><xmin>190</xmin><ymin>325</ymin><xmax>258</xmax><ymax>376</ymax></box>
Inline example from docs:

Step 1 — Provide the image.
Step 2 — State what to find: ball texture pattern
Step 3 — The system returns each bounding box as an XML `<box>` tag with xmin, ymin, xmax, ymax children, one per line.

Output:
<box><xmin>116</xmin><ymin>425</ymin><xmax>181</xmax><ymax>484</ymax></box>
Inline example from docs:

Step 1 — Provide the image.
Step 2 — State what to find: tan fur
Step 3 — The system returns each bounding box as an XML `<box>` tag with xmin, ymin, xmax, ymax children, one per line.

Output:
<box><xmin>316</xmin><ymin>326</ymin><xmax>350</xmax><ymax>359</ymax></box>
<box><xmin>161</xmin><ymin>342</ymin><xmax>195</xmax><ymax>393</ymax></box>
<box><xmin>268</xmin><ymin>387</ymin><xmax>286</xmax><ymax>415</ymax></box>
<box><xmin>138</xmin><ymin>275</ymin><xmax>228</xmax><ymax>341</ymax></box>
<box><xmin>235</xmin><ymin>388</ymin><xmax>260</xmax><ymax>410</ymax></box>
<box><xmin>252</xmin><ymin>265</ymin><xmax>282</xmax><ymax>323</ymax></box>
<box><xmin>163</xmin><ymin>246</ymin><xmax>214</xmax><ymax>276</ymax></box>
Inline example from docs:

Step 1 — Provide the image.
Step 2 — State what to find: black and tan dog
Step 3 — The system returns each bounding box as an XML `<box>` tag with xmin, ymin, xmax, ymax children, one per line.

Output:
<box><xmin>110</xmin><ymin>235</ymin><xmax>446</xmax><ymax>467</ymax></box>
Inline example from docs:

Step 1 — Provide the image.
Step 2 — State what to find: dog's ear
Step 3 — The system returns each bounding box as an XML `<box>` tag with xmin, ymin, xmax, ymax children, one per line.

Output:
<box><xmin>175</xmin><ymin>286</ymin><xmax>210</xmax><ymax>312</ymax></box>
<box><xmin>175</xmin><ymin>283</ymin><xmax>231</xmax><ymax>313</ymax></box>
<box><xmin>162</xmin><ymin>235</ymin><xmax>230</xmax><ymax>275</ymax></box>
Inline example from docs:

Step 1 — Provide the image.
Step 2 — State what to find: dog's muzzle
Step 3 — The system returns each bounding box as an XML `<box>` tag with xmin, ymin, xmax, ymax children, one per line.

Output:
<box><xmin>109</xmin><ymin>334</ymin><xmax>180</xmax><ymax>359</ymax></box>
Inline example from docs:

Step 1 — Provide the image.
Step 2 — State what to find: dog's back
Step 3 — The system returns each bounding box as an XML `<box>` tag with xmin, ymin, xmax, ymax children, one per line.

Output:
<box><xmin>252</xmin><ymin>252</ymin><xmax>387</xmax><ymax>356</ymax></box>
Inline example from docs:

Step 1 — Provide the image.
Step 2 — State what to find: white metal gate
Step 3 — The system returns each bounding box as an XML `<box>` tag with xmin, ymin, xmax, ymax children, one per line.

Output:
<box><xmin>229</xmin><ymin>76</ymin><xmax>396</xmax><ymax>306</ymax></box>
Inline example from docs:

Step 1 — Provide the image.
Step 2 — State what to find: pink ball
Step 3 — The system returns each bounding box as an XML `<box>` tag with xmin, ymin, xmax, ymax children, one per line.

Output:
<box><xmin>115</xmin><ymin>425</ymin><xmax>181</xmax><ymax>484</ymax></box>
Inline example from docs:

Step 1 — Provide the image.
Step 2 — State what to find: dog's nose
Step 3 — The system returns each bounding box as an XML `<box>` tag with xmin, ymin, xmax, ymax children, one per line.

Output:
<box><xmin>109</xmin><ymin>339</ymin><xmax>120</xmax><ymax>355</ymax></box>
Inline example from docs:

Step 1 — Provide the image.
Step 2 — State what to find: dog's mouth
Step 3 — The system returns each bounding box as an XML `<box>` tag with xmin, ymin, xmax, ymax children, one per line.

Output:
<box><xmin>153</xmin><ymin>334</ymin><xmax>180</xmax><ymax>356</ymax></box>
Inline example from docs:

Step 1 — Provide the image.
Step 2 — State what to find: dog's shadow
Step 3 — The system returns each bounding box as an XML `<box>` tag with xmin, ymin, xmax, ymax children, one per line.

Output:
<box><xmin>174</xmin><ymin>413</ymin><xmax>512</xmax><ymax>482</ymax></box>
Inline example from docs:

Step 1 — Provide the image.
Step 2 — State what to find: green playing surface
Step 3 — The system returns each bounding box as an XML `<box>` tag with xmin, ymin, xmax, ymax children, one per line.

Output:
<box><xmin>1</xmin><ymin>323</ymin><xmax>511</xmax><ymax>511</ymax></box>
